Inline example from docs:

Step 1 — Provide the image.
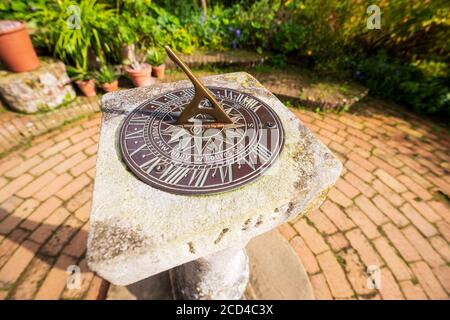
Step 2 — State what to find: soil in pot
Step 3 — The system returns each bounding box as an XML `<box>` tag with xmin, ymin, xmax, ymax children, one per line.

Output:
<box><xmin>101</xmin><ymin>80</ymin><xmax>119</xmax><ymax>92</ymax></box>
<box><xmin>75</xmin><ymin>79</ymin><xmax>96</xmax><ymax>97</ymax></box>
<box><xmin>125</xmin><ymin>64</ymin><xmax>154</xmax><ymax>87</ymax></box>
<box><xmin>152</xmin><ymin>64</ymin><xmax>165</xmax><ymax>79</ymax></box>
<box><xmin>0</xmin><ymin>20</ymin><xmax>40</xmax><ymax>72</ymax></box>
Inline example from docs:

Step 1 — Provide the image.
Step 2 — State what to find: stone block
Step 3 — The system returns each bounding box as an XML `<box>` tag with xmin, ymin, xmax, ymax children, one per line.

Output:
<box><xmin>0</xmin><ymin>58</ymin><xmax>75</xmax><ymax>113</ymax></box>
<box><xmin>87</xmin><ymin>72</ymin><xmax>342</xmax><ymax>286</ymax></box>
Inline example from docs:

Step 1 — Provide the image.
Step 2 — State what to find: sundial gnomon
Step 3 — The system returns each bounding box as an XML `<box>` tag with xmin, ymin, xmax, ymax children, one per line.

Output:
<box><xmin>120</xmin><ymin>46</ymin><xmax>284</xmax><ymax>195</ymax></box>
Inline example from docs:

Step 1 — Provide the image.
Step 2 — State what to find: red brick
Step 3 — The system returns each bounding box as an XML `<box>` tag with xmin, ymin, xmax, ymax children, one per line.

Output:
<box><xmin>372</xmin><ymin>194</ymin><xmax>408</xmax><ymax>227</ymax></box>
<box><xmin>436</xmin><ymin>221</ymin><xmax>450</xmax><ymax>243</ymax></box>
<box><xmin>326</xmin><ymin>233</ymin><xmax>349</xmax><ymax>252</ymax></box>
<box><xmin>0</xmin><ymin>240</ymin><xmax>40</xmax><ymax>287</ymax></box>
<box><xmin>35</xmin><ymin>254</ymin><xmax>78</xmax><ymax>300</ymax></box>
<box><xmin>290</xmin><ymin>236</ymin><xmax>320</xmax><ymax>274</ymax></box>
<box><xmin>40</xmin><ymin>216</ymin><xmax>84</xmax><ymax>256</ymax></box>
<box><xmin>0</xmin><ymin>174</ymin><xmax>34</xmax><ymax>203</ymax></box>
<box><xmin>310</xmin><ymin>273</ymin><xmax>333</xmax><ymax>300</ymax></box>
<box><xmin>0</xmin><ymin>199</ymin><xmax>40</xmax><ymax>234</ymax></box>
<box><xmin>382</xmin><ymin>223</ymin><xmax>420</xmax><ymax>262</ymax></box>
<box><xmin>16</xmin><ymin>171</ymin><xmax>57</xmax><ymax>198</ymax></box>
<box><xmin>22</xmin><ymin>140</ymin><xmax>54</xmax><ymax>159</ymax></box>
<box><xmin>21</xmin><ymin>197</ymin><xmax>62</xmax><ymax>231</ymax></box>
<box><xmin>65</xmin><ymin>185</ymin><xmax>93</xmax><ymax>213</ymax></box>
<box><xmin>397</xmin><ymin>175</ymin><xmax>432</xmax><ymax>201</ymax></box>
<box><xmin>70</xmin><ymin>156</ymin><xmax>97</xmax><ymax>176</ymax></box>
<box><xmin>433</xmin><ymin>265</ymin><xmax>450</xmax><ymax>294</ymax></box>
<box><xmin>10</xmin><ymin>256</ymin><xmax>53</xmax><ymax>299</ymax></box>
<box><xmin>345</xmin><ymin>229</ymin><xmax>382</xmax><ymax>267</ymax></box>
<box><xmin>347</xmin><ymin>152</ymin><xmax>376</xmax><ymax>172</ymax></box>
<box><xmin>335</xmin><ymin>177</ymin><xmax>359</xmax><ymax>199</ymax></box>
<box><xmin>53</xmin><ymin>153</ymin><xmax>87</xmax><ymax>175</ymax></box>
<box><xmin>29</xmin><ymin>154</ymin><xmax>65</xmax><ymax>176</ymax></box>
<box><xmin>373</xmin><ymin>237</ymin><xmax>412</xmax><ymax>281</ymax></box>
<box><xmin>33</xmin><ymin>173</ymin><xmax>73</xmax><ymax>201</ymax></box>
<box><xmin>54</xmin><ymin>126</ymin><xmax>82</xmax><ymax>142</ymax></box>
<box><xmin>4</xmin><ymin>156</ymin><xmax>41</xmax><ymax>178</ymax></box>
<box><xmin>74</xmin><ymin>201</ymin><xmax>91</xmax><ymax>222</ymax></box>
<box><xmin>0</xmin><ymin>229</ymin><xmax>29</xmax><ymax>269</ymax></box>
<box><xmin>84</xmin><ymin>144</ymin><xmax>98</xmax><ymax>156</ymax></box>
<box><xmin>40</xmin><ymin>139</ymin><xmax>71</xmax><ymax>158</ymax></box>
<box><xmin>309</xmin><ymin>210</ymin><xmax>338</xmax><ymax>235</ymax></box>
<box><xmin>320</xmin><ymin>200</ymin><xmax>354</xmax><ymax>231</ymax></box>
<box><xmin>374</xmin><ymin>169</ymin><xmax>407</xmax><ymax>193</ymax></box>
<box><xmin>368</xmin><ymin>156</ymin><xmax>402</xmax><ymax>177</ymax></box>
<box><xmin>379</xmin><ymin>268</ymin><xmax>405</xmax><ymax>300</ymax></box>
<box><xmin>55</xmin><ymin>174</ymin><xmax>91</xmax><ymax>201</ymax></box>
<box><xmin>354</xmin><ymin>195</ymin><xmax>388</xmax><ymax>226</ymax></box>
<box><xmin>346</xmin><ymin>135</ymin><xmax>373</xmax><ymax>151</ymax></box>
<box><xmin>410</xmin><ymin>261</ymin><xmax>447</xmax><ymax>299</ymax></box>
<box><xmin>0</xmin><ymin>156</ymin><xmax>22</xmax><ymax>176</ymax></box>
<box><xmin>399</xmin><ymin>280</ymin><xmax>428</xmax><ymax>300</ymax></box>
<box><xmin>400</xmin><ymin>203</ymin><xmax>438</xmax><ymax>237</ymax></box>
<box><xmin>343</xmin><ymin>173</ymin><xmax>375</xmax><ymax>198</ymax></box>
<box><xmin>292</xmin><ymin>219</ymin><xmax>329</xmax><ymax>254</ymax></box>
<box><xmin>346</xmin><ymin>160</ymin><xmax>373</xmax><ymax>183</ymax></box>
<box><xmin>85</xmin><ymin>276</ymin><xmax>105</xmax><ymax>300</ymax></box>
<box><xmin>429</xmin><ymin>200</ymin><xmax>450</xmax><ymax>223</ymax></box>
<box><xmin>340</xmin><ymin>249</ymin><xmax>375</xmax><ymax>297</ymax></box>
<box><xmin>328</xmin><ymin>188</ymin><xmax>352</xmax><ymax>208</ymax></box>
<box><xmin>429</xmin><ymin>236</ymin><xmax>450</xmax><ymax>262</ymax></box>
<box><xmin>62</xmin><ymin>138</ymin><xmax>94</xmax><ymax>157</ymax></box>
<box><xmin>400</xmin><ymin>166</ymin><xmax>433</xmax><ymax>189</ymax></box>
<box><xmin>403</xmin><ymin>193</ymin><xmax>441</xmax><ymax>223</ymax></box>
<box><xmin>372</xmin><ymin>180</ymin><xmax>404</xmax><ymax>208</ymax></box>
<box><xmin>29</xmin><ymin>207</ymin><xmax>70</xmax><ymax>244</ymax></box>
<box><xmin>63</xmin><ymin>223</ymin><xmax>88</xmax><ymax>258</ymax></box>
<box><xmin>316</xmin><ymin>251</ymin><xmax>354</xmax><ymax>299</ymax></box>
<box><xmin>402</xmin><ymin>226</ymin><xmax>445</xmax><ymax>267</ymax></box>
<box><xmin>70</xmin><ymin>127</ymin><xmax>98</xmax><ymax>144</ymax></box>
<box><xmin>345</xmin><ymin>205</ymin><xmax>380</xmax><ymax>239</ymax></box>
<box><xmin>278</xmin><ymin>223</ymin><xmax>297</xmax><ymax>241</ymax></box>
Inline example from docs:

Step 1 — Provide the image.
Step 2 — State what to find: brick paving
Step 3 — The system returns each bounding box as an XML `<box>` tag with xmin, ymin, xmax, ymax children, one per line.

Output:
<box><xmin>0</xmin><ymin>96</ymin><xmax>449</xmax><ymax>299</ymax></box>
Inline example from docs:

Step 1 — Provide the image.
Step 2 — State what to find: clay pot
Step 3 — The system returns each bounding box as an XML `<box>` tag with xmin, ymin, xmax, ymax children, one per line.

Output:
<box><xmin>125</xmin><ymin>64</ymin><xmax>154</xmax><ymax>87</ymax></box>
<box><xmin>75</xmin><ymin>79</ymin><xmax>96</xmax><ymax>97</ymax></box>
<box><xmin>152</xmin><ymin>64</ymin><xmax>165</xmax><ymax>79</ymax></box>
<box><xmin>0</xmin><ymin>21</ymin><xmax>40</xmax><ymax>72</ymax></box>
<box><xmin>101</xmin><ymin>80</ymin><xmax>119</xmax><ymax>92</ymax></box>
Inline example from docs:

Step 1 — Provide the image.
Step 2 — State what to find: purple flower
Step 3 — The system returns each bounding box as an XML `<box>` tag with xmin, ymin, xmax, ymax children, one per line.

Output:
<box><xmin>235</xmin><ymin>29</ymin><xmax>241</xmax><ymax>37</ymax></box>
<box><xmin>228</xmin><ymin>26</ymin><xmax>233</xmax><ymax>32</ymax></box>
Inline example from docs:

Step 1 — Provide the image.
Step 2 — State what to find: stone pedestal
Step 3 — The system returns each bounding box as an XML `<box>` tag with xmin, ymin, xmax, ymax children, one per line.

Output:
<box><xmin>0</xmin><ymin>58</ymin><xmax>75</xmax><ymax>113</ymax></box>
<box><xmin>170</xmin><ymin>246</ymin><xmax>249</xmax><ymax>300</ymax></box>
<box><xmin>87</xmin><ymin>72</ymin><xmax>342</xmax><ymax>299</ymax></box>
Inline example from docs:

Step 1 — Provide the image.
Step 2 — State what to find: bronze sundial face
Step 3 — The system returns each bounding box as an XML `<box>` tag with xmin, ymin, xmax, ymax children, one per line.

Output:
<box><xmin>119</xmin><ymin>47</ymin><xmax>284</xmax><ymax>195</ymax></box>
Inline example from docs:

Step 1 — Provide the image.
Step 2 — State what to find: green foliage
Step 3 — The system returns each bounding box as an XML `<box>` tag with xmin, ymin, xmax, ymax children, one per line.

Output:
<box><xmin>95</xmin><ymin>65</ymin><xmax>118</xmax><ymax>84</ymax></box>
<box><xmin>146</xmin><ymin>47</ymin><xmax>167</xmax><ymax>66</ymax></box>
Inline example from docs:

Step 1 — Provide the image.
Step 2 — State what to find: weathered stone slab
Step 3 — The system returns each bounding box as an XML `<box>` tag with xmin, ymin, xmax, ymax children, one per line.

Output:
<box><xmin>0</xmin><ymin>58</ymin><xmax>75</xmax><ymax>113</ymax></box>
<box><xmin>87</xmin><ymin>72</ymin><xmax>342</xmax><ymax>286</ymax></box>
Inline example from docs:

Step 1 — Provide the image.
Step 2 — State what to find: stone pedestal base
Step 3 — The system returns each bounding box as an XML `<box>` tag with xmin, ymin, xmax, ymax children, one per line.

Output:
<box><xmin>0</xmin><ymin>58</ymin><xmax>75</xmax><ymax>113</ymax></box>
<box><xmin>170</xmin><ymin>246</ymin><xmax>249</xmax><ymax>300</ymax></box>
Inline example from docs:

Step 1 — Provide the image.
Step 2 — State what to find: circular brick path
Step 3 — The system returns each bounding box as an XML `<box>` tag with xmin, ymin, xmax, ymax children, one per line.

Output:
<box><xmin>0</xmin><ymin>98</ymin><xmax>449</xmax><ymax>299</ymax></box>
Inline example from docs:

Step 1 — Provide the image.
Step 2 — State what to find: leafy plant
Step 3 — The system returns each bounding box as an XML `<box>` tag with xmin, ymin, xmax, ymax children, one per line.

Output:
<box><xmin>67</xmin><ymin>66</ymin><xmax>93</xmax><ymax>82</ymax></box>
<box><xmin>146</xmin><ymin>47</ymin><xmax>167</xmax><ymax>66</ymax></box>
<box><xmin>95</xmin><ymin>65</ymin><xmax>118</xmax><ymax>84</ymax></box>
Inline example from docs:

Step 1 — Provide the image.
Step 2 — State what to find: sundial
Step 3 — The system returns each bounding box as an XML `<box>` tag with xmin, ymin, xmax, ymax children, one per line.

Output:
<box><xmin>120</xmin><ymin>46</ymin><xmax>284</xmax><ymax>195</ymax></box>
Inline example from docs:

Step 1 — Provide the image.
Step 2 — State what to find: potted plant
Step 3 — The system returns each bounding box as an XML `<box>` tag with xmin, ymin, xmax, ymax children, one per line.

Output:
<box><xmin>124</xmin><ymin>48</ymin><xmax>154</xmax><ymax>87</ymax></box>
<box><xmin>69</xmin><ymin>67</ymin><xmax>96</xmax><ymax>97</ymax></box>
<box><xmin>147</xmin><ymin>47</ymin><xmax>167</xmax><ymax>79</ymax></box>
<box><xmin>96</xmin><ymin>65</ymin><xmax>119</xmax><ymax>92</ymax></box>
<box><xmin>0</xmin><ymin>20</ymin><xmax>40</xmax><ymax>72</ymax></box>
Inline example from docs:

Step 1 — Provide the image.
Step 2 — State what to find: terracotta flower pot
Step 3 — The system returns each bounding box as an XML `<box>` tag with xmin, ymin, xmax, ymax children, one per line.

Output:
<box><xmin>125</xmin><ymin>64</ymin><xmax>154</xmax><ymax>87</ymax></box>
<box><xmin>75</xmin><ymin>79</ymin><xmax>96</xmax><ymax>97</ymax></box>
<box><xmin>101</xmin><ymin>80</ymin><xmax>119</xmax><ymax>92</ymax></box>
<box><xmin>152</xmin><ymin>64</ymin><xmax>165</xmax><ymax>79</ymax></box>
<box><xmin>0</xmin><ymin>20</ymin><xmax>40</xmax><ymax>72</ymax></box>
